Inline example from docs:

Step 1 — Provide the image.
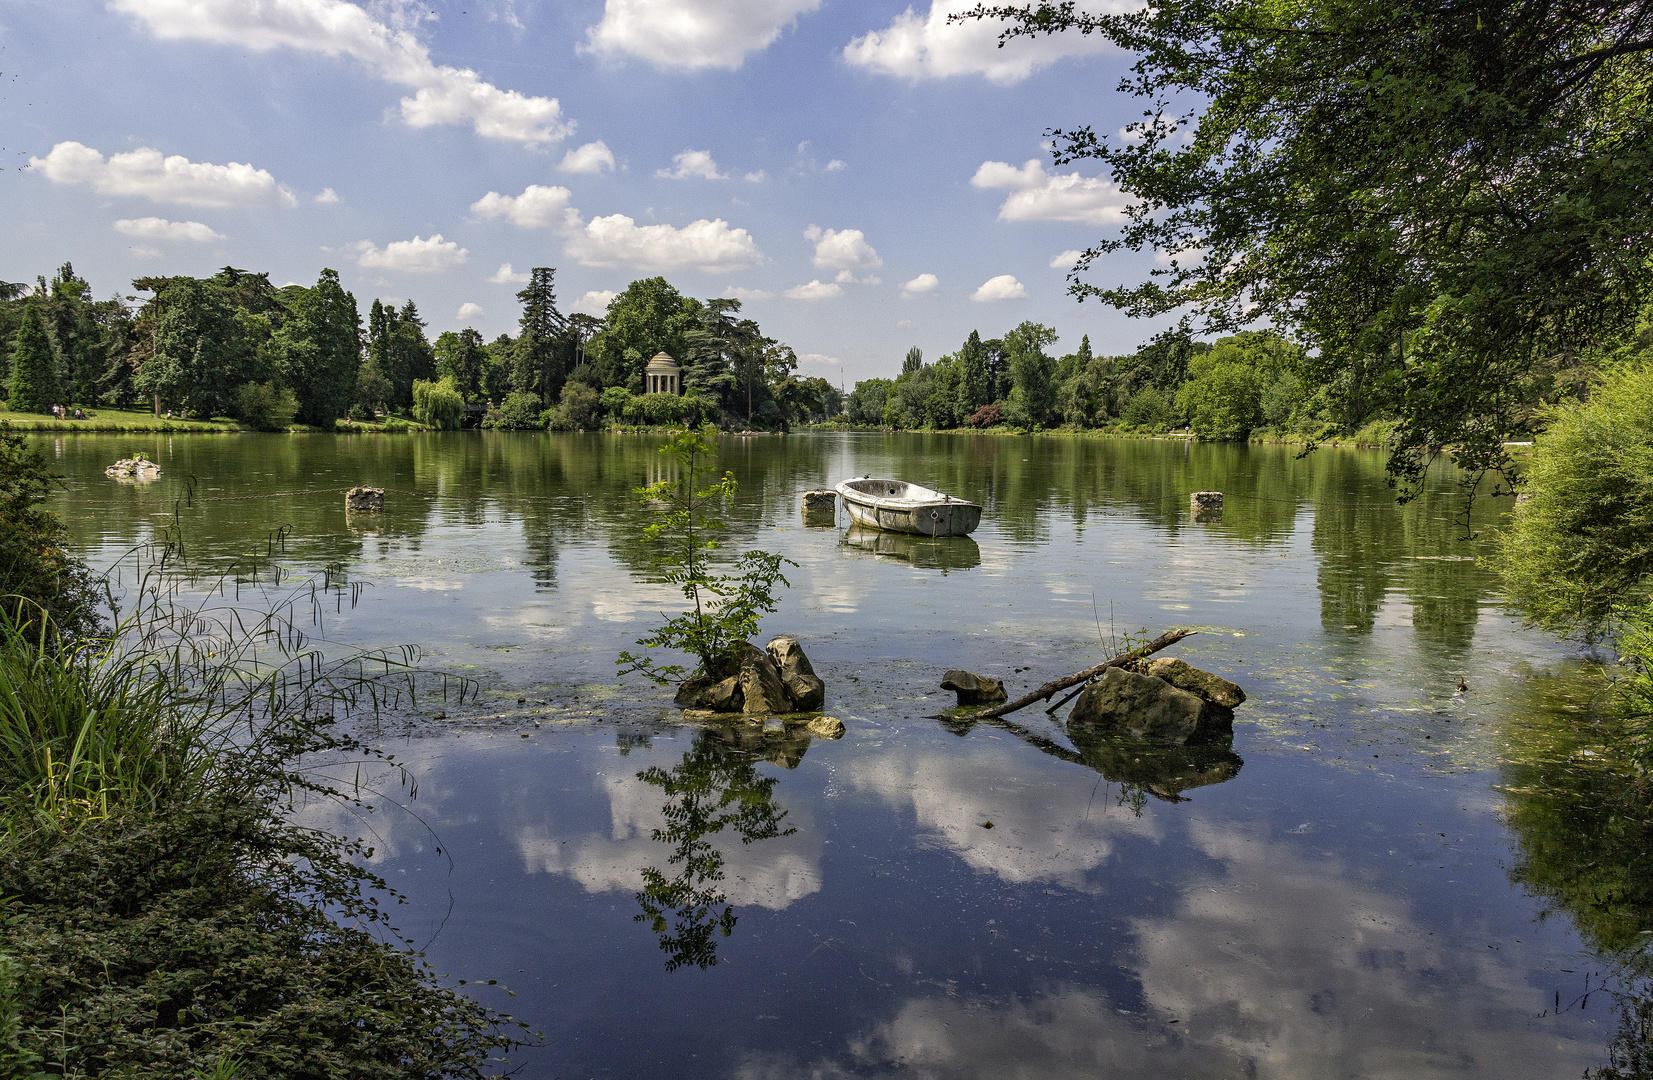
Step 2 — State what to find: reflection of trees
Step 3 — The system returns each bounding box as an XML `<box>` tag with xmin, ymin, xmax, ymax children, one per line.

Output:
<box><xmin>632</xmin><ymin>729</ymin><xmax>797</xmax><ymax>971</ymax></box>
<box><xmin>1496</xmin><ymin>685</ymin><xmax>1653</xmax><ymax>1077</ymax></box>
<box><xmin>946</xmin><ymin>713</ymin><xmax>1242</xmax><ymax>806</ymax></box>
<box><xmin>1308</xmin><ymin>448</ymin><xmax>1500</xmax><ymax>653</ymax></box>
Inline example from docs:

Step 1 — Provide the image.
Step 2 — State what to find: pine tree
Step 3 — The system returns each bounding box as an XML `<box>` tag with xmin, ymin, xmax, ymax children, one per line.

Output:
<box><xmin>7</xmin><ymin>299</ymin><xmax>59</xmax><ymax>413</ymax></box>
<box><xmin>511</xmin><ymin>267</ymin><xmax>568</xmax><ymax>398</ymax></box>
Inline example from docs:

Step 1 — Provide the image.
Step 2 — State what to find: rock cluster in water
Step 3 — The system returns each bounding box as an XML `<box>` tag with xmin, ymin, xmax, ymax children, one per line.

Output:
<box><xmin>1069</xmin><ymin>658</ymin><xmax>1245</xmax><ymax>745</ymax></box>
<box><xmin>675</xmin><ymin>635</ymin><xmax>827</xmax><ymax>716</ymax></box>
<box><xmin>346</xmin><ymin>486</ymin><xmax>385</xmax><ymax>512</ymax></box>
<box><xmin>105</xmin><ymin>454</ymin><xmax>161</xmax><ymax>480</ymax></box>
<box><xmin>940</xmin><ymin>670</ymin><xmax>1007</xmax><ymax>706</ymax></box>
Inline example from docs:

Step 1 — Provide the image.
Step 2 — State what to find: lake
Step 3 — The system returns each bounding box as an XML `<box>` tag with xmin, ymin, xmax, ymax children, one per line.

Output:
<box><xmin>32</xmin><ymin>430</ymin><xmax>1649</xmax><ymax>1078</ymax></box>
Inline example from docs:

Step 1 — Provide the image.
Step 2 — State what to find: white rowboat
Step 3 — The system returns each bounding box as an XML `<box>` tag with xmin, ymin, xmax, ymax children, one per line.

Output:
<box><xmin>833</xmin><ymin>478</ymin><xmax>982</xmax><ymax>537</ymax></box>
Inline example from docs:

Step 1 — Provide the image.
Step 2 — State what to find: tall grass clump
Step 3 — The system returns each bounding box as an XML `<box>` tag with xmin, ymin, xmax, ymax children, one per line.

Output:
<box><xmin>0</xmin><ymin>473</ymin><xmax>526</xmax><ymax>1076</ymax></box>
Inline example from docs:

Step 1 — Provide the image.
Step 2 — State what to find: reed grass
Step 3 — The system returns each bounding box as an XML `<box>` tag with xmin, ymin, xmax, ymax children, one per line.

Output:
<box><xmin>0</xmin><ymin>538</ymin><xmax>522</xmax><ymax>1077</ymax></box>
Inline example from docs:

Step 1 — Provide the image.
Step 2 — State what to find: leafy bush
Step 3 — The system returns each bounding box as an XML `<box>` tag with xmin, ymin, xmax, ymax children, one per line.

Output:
<box><xmin>233</xmin><ymin>381</ymin><xmax>299</xmax><ymax>432</ymax></box>
<box><xmin>0</xmin><ymin>423</ymin><xmax>103</xmax><ymax>640</ymax></box>
<box><xmin>967</xmin><ymin>402</ymin><xmax>1003</xmax><ymax>428</ymax></box>
<box><xmin>1497</xmin><ymin>363</ymin><xmax>1653</xmax><ymax>641</ymax></box>
<box><xmin>1121</xmin><ymin>385</ymin><xmax>1172</xmax><ymax>429</ymax></box>
<box><xmin>411</xmin><ymin>377</ymin><xmax>466</xmax><ymax>430</ymax></box>
<box><xmin>547</xmin><ymin>383</ymin><xmax>602</xmax><ymax>430</ymax></box>
<box><xmin>634</xmin><ymin>392</ymin><xmax>690</xmax><ymax>427</ymax></box>
<box><xmin>600</xmin><ymin>386</ymin><xmax>636</xmax><ymax>421</ymax></box>
<box><xmin>487</xmin><ymin>391</ymin><xmax>545</xmax><ymax>430</ymax></box>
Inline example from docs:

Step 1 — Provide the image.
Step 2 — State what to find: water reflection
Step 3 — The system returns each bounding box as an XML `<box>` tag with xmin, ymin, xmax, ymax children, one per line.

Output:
<box><xmin>742</xmin><ymin>818</ymin><xmax>1600</xmax><ymax>1079</ymax></box>
<box><xmin>942</xmin><ymin>712</ymin><xmax>1244</xmax><ymax>806</ymax></box>
<box><xmin>631</xmin><ymin>730</ymin><xmax>797</xmax><ymax>970</ymax></box>
<box><xmin>841</xmin><ymin>524</ymin><xmax>981</xmax><ymax>571</ymax></box>
<box><xmin>1497</xmin><ymin>682</ymin><xmax>1653</xmax><ymax>1077</ymax></box>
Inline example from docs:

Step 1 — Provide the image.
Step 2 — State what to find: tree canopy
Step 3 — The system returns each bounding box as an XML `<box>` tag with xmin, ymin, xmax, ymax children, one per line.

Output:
<box><xmin>969</xmin><ymin>0</ymin><xmax>1653</xmax><ymax>491</ymax></box>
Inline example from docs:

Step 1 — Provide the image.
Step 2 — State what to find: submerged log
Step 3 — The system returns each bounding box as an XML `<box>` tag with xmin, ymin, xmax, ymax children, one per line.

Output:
<box><xmin>962</xmin><ymin>627</ymin><xmax>1197</xmax><ymax>720</ymax></box>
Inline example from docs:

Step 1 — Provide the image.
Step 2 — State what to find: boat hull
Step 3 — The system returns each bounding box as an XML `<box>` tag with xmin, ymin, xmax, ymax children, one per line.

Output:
<box><xmin>834</xmin><ymin>479</ymin><xmax>982</xmax><ymax>537</ymax></box>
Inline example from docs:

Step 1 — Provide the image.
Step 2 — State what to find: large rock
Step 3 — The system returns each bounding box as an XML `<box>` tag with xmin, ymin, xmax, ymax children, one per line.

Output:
<box><xmin>674</xmin><ymin>673</ymin><xmax>742</xmax><ymax>711</ymax></box>
<box><xmin>1069</xmin><ymin>666</ymin><xmax>1216</xmax><ymax>745</ymax></box>
<box><xmin>766</xmin><ymin>635</ymin><xmax>825</xmax><ymax>710</ymax></box>
<box><xmin>1139</xmin><ymin>657</ymin><xmax>1246</xmax><ymax>708</ymax></box>
<box><xmin>735</xmin><ymin>643</ymin><xmax>791</xmax><ymax>715</ymax></box>
<box><xmin>941</xmin><ymin>670</ymin><xmax>1007</xmax><ymax>706</ymax></box>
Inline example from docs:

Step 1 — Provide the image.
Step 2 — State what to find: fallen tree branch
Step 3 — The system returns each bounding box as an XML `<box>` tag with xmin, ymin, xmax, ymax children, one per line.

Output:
<box><xmin>966</xmin><ymin>627</ymin><xmax>1197</xmax><ymax>720</ymax></box>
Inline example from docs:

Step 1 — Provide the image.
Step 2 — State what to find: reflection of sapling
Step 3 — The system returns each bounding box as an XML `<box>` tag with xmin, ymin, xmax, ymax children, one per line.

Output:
<box><xmin>617</xmin><ymin>424</ymin><xmax>795</xmax><ymax>687</ymax></box>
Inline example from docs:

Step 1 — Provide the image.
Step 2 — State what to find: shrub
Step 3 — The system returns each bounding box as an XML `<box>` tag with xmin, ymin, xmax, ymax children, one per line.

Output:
<box><xmin>547</xmin><ymin>383</ymin><xmax>602</xmax><ymax>430</ymax></box>
<box><xmin>0</xmin><ymin>423</ymin><xmax>103</xmax><ymax>640</ymax></box>
<box><xmin>636</xmin><ymin>392</ymin><xmax>690</xmax><ymax>427</ymax></box>
<box><xmin>487</xmin><ymin>391</ymin><xmax>545</xmax><ymax>430</ymax></box>
<box><xmin>1497</xmin><ymin>362</ymin><xmax>1653</xmax><ymax>642</ymax></box>
<box><xmin>411</xmin><ymin>377</ymin><xmax>466</xmax><ymax>430</ymax></box>
<box><xmin>600</xmin><ymin>386</ymin><xmax>636</xmax><ymax>421</ymax></box>
<box><xmin>966</xmin><ymin>402</ymin><xmax>1003</xmax><ymax>428</ymax></box>
<box><xmin>1121</xmin><ymin>385</ymin><xmax>1172</xmax><ymax>429</ymax></box>
<box><xmin>0</xmin><ymin>578</ymin><xmax>527</xmax><ymax>1076</ymax></box>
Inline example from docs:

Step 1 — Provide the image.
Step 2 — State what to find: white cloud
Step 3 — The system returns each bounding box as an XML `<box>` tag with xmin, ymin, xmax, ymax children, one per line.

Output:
<box><xmin>575</xmin><ymin>289</ymin><xmax>619</xmax><ymax>315</ymax></box>
<box><xmin>315</xmin><ymin>187</ymin><xmax>341</xmax><ymax>204</ymax></box>
<box><xmin>1050</xmin><ymin>248</ymin><xmax>1084</xmax><ymax>269</ymax></box>
<box><xmin>469</xmin><ymin>184</ymin><xmax>575</xmax><ymax>229</ymax></box>
<box><xmin>656</xmin><ymin>149</ymin><xmax>727</xmax><ymax>180</ymax></box>
<box><xmin>353</xmin><ymin>234</ymin><xmax>468</xmax><ymax>273</ymax></box>
<box><xmin>488</xmin><ymin>262</ymin><xmax>532</xmax><ymax>284</ymax></box>
<box><xmin>900</xmin><ymin>272</ymin><xmax>939</xmax><ymax>297</ymax></box>
<box><xmin>582</xmin><ymin>0</ymin><xmax>822</xmax><ymax>70</ymax></box>
<box><xmin>804</xmin><ymin>224</ymin><xmax>881</xmax><ymax>272</ymax></box>
<box><xmin>129</xmin><ymin>245</ymin><xmax>165</xmax><ymax>260</ymax></box>
<box><xmin>971</xmin><ymin>274</ymin><xmax>1026</xmax><ymax>301</ymax></box>
<box><xmin>971</xmin><ymin>159</ymin><xmax>1128</xmax><ymax>225</ymax></box>
<box><xmin>722</xmin><ymin>285</ymin><xmax>774</xmax><ymax>301</ymax></box>
<box><xmin>783</xmin><ymin>279</ymin><xmax>842</xmax><ymax>301</ymax></box>
<box><xmin>112</xmin><ymin>217</ymin><xmax>225</xmax><ymax>242</ymax></box>
<box><xmin>844</xmin><ymin>0</ymin><xmax>1113</xmax><ymax>84</ymax></box>
<box><xmin>558</xmin><ymin>140</ymin><xmax>616</xmax><ymax>174</ymax></box>
<box><xmin>515</xmin><ymin>767</ymin><xmax>821</xmax><ymax>910</ymax></box>
<box><xmin>457</xmin><ymin>302</ymin><xmax>484</xmax><ymax>319</ymax></box>
<box><xmin>111</xmin><ymin>0</ymin><xmax>574</xmax><ymax>146</ymax></box>
<box><xmin>29</xmin><ymin>141</ymin><xmax>296</xmax><ymax>208</ymax></box>
<box><xmin>798</xmin><ymin>352</ymin><xmax>842</xmax><ymax>376</ymax></box>
<box><xmin>564</xmin><ymin>213</ymin><xmax>763</xmax><ymax>273</ymax></box>
<box><xmin>824</xmin><ymin>158</ymin><xmax>846</xmax><ymax>171</ymax></box>
<box><xmin>744</xmin><ymin>170</ymin><xmax>767</xmax><ymax>183</ymax></box>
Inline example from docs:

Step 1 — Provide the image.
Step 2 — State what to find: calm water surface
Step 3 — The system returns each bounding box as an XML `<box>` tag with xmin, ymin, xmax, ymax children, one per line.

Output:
<box><xmin>32</xmin><ymin>431</ymin><xmax>1651</xmax><ymax>1078</ymax></box>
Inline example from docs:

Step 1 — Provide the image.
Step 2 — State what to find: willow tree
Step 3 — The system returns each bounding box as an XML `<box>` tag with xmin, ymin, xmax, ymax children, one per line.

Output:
<box><xmin>969</xmin><ymin>0</ymin><xmax>1653</xmax><ymax>494</ymax></box>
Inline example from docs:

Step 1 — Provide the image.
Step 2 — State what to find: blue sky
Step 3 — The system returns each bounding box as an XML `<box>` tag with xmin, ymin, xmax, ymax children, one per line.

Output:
<box><xmin>2</xmin><ymin>0</ymin><xmax>1181</xmax><ymax>384</ymax></box>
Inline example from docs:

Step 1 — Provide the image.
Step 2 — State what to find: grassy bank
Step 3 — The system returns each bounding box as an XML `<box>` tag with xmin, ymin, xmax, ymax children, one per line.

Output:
<box><xmin>0</xmin><ymin>408</ymin><xmax>242</xmax><ymax>432</ymax></box>
<box><xmin>2</xmin><ymin>409</ymin><xmax>444</xmax><ymax>434</ymax></box>
<box><xmin>0</xmin><ymin>588</ymin><xmax>525</xmax><ymax>1077</ymax></box>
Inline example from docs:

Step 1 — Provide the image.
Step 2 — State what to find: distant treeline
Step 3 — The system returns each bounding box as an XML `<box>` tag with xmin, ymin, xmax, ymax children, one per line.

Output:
<box><xmin>0</xmin><ymin>265</ymin><xmax>843</xmax><ymax>431</ymax></box>
<box><xmin>845</xmin><ymin>323</ymin><xmax>1336</xmax><ymax>442</ymax></box>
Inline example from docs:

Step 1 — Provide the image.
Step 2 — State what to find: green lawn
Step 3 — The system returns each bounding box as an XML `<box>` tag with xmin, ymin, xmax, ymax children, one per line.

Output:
<box><xmin>0</xmin><ymin>407</ymin><xmax>241</xmax><ymax>432</ymax></box>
